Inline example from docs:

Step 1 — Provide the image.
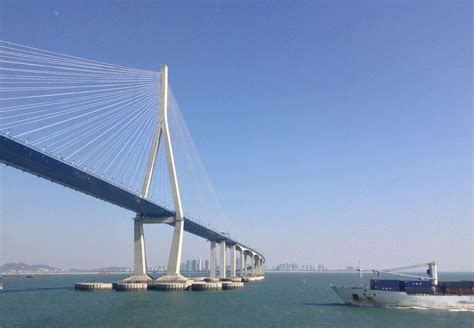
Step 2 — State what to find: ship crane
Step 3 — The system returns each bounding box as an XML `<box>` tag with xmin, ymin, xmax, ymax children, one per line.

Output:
<box><xmin>372</xmin><ymin>261</ymin><xmax>438</xmax><ymax>285</ymax></box>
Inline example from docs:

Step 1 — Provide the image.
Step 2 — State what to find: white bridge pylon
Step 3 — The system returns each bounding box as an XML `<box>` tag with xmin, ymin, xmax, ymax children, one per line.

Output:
<box><xmin>116</xmin><ymin>65</ymin><xmax>265</xmax><ymax>283</ymax></box>
<box><xmin>124</xmin><ymin>65</ymin><xmax>186</xmax><ymax>282</ymax></box>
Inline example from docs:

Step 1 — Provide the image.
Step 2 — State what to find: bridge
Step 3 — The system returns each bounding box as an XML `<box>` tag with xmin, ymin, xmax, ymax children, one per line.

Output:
<box><xmin>0</xmin><ymin>41</ymin><xmax>264</xmax><ymax>288</ymax></box>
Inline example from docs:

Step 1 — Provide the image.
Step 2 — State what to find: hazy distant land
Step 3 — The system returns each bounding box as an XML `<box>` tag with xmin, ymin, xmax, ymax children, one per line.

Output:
<box><xmin>0</xmin><ymin>263</ymin><xmax>131</xmax><ymax>274</ymax></box>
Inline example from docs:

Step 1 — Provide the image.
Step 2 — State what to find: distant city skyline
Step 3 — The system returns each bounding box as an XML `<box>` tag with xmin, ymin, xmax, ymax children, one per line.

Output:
<box><xmin>0</xmin><ymin>260</ymin><xmax>367</xmax><ymax>274</ymax></box>
<box><xmin>1</xmin><ymin>1</ymin><xmax>472</xmax><ymax>271</ymax></box>
<box><xmin>6</xmin><ymin>260</ymin><xmax>448</xmax><ymax>274</ymax></box>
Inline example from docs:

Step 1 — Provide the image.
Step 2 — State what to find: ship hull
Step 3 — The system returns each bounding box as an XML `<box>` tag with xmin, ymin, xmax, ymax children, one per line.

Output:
<box><xmin>331</xmin><ymin>286</ymin><xmax>474</xmax><ymax>310</ymax></box>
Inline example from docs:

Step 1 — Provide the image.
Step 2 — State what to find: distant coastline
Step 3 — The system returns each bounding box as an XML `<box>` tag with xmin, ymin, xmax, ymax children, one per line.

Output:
<box><xmin>2</xmin><ymin>263</ymin><xmax>472</xmax><ymax>275</ymax></box>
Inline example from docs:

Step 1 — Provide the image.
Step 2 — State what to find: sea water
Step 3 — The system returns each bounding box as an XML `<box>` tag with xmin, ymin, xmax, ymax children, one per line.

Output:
<box><xmin>1</xmin><ymin>272</ymin><xmax>473</xmax><ymax>327</ymax></box>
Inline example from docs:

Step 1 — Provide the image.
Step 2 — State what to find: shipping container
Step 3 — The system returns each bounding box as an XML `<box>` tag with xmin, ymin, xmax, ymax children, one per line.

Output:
<box><xmin>441</xmin><ymin>281</ymin><xmax>474</xmax><ymax>288</ymax></box>
<box><xmin>404</xmin><ymin>280</ymin><xmax>432</xmax><ymax>288</ymax></box>
<box><xmin>372</xmin><ymin>285</ymin><xmax>401</xmax><ymax>292</ymax></box>
<box><xmin>402</xmin><ymin>280</ymin><xmax>434</xmax><ymax>294</ymax></box>
<box><xmin>444</xmin><ymin>287</ymin><xmax>474</xmax><ymax>295</ymax></box>
<box><xmin>370</xmin><ymin>279</ymin><xmax>401</xmax><ymax>287</ymax></box>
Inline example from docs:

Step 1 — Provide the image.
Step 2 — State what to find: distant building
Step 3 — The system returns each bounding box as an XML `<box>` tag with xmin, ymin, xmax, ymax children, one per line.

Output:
<box><xmin>186</xmin><ymin>260</ymin><xmax>191</xmax><ymax>272</ymax></box>
<box><xmin>275</xmin><ymin>263</ymin><xmax>299</xmax><ymax>271</ymax></box>
<box><xmin>197</xmin><ymin>259</ymin><xmax>202</xmax><ymax>271</ymax></box>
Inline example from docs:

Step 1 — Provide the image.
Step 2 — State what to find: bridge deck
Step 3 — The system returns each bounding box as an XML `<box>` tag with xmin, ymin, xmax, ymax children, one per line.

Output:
<box><xmin>0</xmin><ymin>135</ymin><xmax>261</xmax><ymax>255</ymax></box>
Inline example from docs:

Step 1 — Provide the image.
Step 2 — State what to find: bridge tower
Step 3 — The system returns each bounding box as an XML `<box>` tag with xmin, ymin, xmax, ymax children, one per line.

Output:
<box><xmin>124</xmin><ymin>65</ymin><xmax>186</xmax><ymax>282</ymax></box>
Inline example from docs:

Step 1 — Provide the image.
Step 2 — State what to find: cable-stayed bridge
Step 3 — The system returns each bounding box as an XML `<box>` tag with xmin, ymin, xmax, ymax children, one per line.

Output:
<box><xmin>0</xmin><ymin>41</ymin><xmax>264</xmax><ymax>288</ymax></box>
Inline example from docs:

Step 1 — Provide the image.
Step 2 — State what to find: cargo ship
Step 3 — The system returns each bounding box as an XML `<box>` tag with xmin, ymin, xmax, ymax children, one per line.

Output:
<box><xmin>331</xmin><ymin>262</ymin><xmax>474</xmax><ymax>310</ymax></box>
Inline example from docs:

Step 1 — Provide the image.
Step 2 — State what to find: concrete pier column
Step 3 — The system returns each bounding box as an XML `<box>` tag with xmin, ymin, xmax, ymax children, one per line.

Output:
<box><xmin>134</xmin><ymin>220</ymin><xmax>147</xmax><ymax>276</ymax></box>
<box><xmin>239</xmin><ymin>249</ymin><xmax>244</xmax><ymax>277</ymax></box>
<box><xmin>230</xmin><ymin>245</ymin><xmax>236</xmax><ymax>278</ymax></box>
<box><xmin>220</xmin><ymin>240</ymin><xmax>226</xmax><ymax>279</ymax></box>
<box><xmin>244</xmin><ymin>253</ymin><xmax>248</xmax><ymax>276</ymax></box>
<box><xmin>251</xmin><ymin>255</ymin><xmax>256</xmax><ymax>276</ymax></box>
<box><xmin>121</xmin><ymin>218</ymin><xmax>151</xmax><ymax>282</ymax></box>
<box><xmin>210</xmin><ymin>241</ymin><xmax>216</xmax><ymax>279</ymax></box>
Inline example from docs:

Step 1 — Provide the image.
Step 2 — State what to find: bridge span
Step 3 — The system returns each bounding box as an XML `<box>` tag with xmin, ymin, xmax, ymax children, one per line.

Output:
<box><xmin>0</xmin><ymin>134</ymin><xmax>265</xmax><ymax>282</ymax></box>
<box><xmin>0</xmin><ymin>41</ymin><xmax>264</xmax><ymax>289</ymax></box>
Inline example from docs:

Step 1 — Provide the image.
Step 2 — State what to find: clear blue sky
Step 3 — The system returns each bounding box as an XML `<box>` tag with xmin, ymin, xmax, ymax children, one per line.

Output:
<box><xmin>0</xmin><ymin>1</ymin><xmax>472</xmax><ymax>271</ymax></box>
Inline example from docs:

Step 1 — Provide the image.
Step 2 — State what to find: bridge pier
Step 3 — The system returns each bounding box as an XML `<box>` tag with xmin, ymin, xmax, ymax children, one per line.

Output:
<box><xmin>209</xmin><ymin>241</ymin><xmax>217</xmax><ymax>280</ymax></box>
<box><xmin>220</xmin><ymin>240</ymin><xmax>226</xmax><ymax>279</ymax></box>
<box><xmin>254</xmin><ymin>256</ymin><xmax>258</xmax><ymax>276</ymax></box>
<box><xmin>251</xmin><ymin>254</ymin><xmax>256</xmax><ymax>276</ymax></box>
<box><xmin>258</xmin><ymin>257</ymin><xmax>263</xmax><ymax>275</ymax></box>
<box><xmin>122</xmin><ymin>219</ymin><xmax>151</xmax><ymax>282</ymax></box>
<box><xmin>239</xmin><ymin>248</ymin><xmax>244</xmax><ymax>277</ymax></box>
<box><xmin>230</xmin><ymin>245</ymin><xmax>236</xmax><ymax>278</ymax></box>
<box><xmin>244</xmin><ymin>253</ymin><xmax>248</xmax><ymax>276</ymax></box>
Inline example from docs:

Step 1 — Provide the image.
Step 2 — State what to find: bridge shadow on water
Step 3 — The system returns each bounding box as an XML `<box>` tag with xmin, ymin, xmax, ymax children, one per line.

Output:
<box><xmin>2</xmin><ymin>286</ymin><xmax>73</xmax><ymax>293</ymax></box>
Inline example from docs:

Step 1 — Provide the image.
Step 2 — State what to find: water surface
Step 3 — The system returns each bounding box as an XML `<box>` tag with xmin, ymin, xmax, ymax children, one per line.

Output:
<box><xmin>1</xmin><ymin>272</ymin><xmax>473</xmax><ymax>327</ymax></box>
